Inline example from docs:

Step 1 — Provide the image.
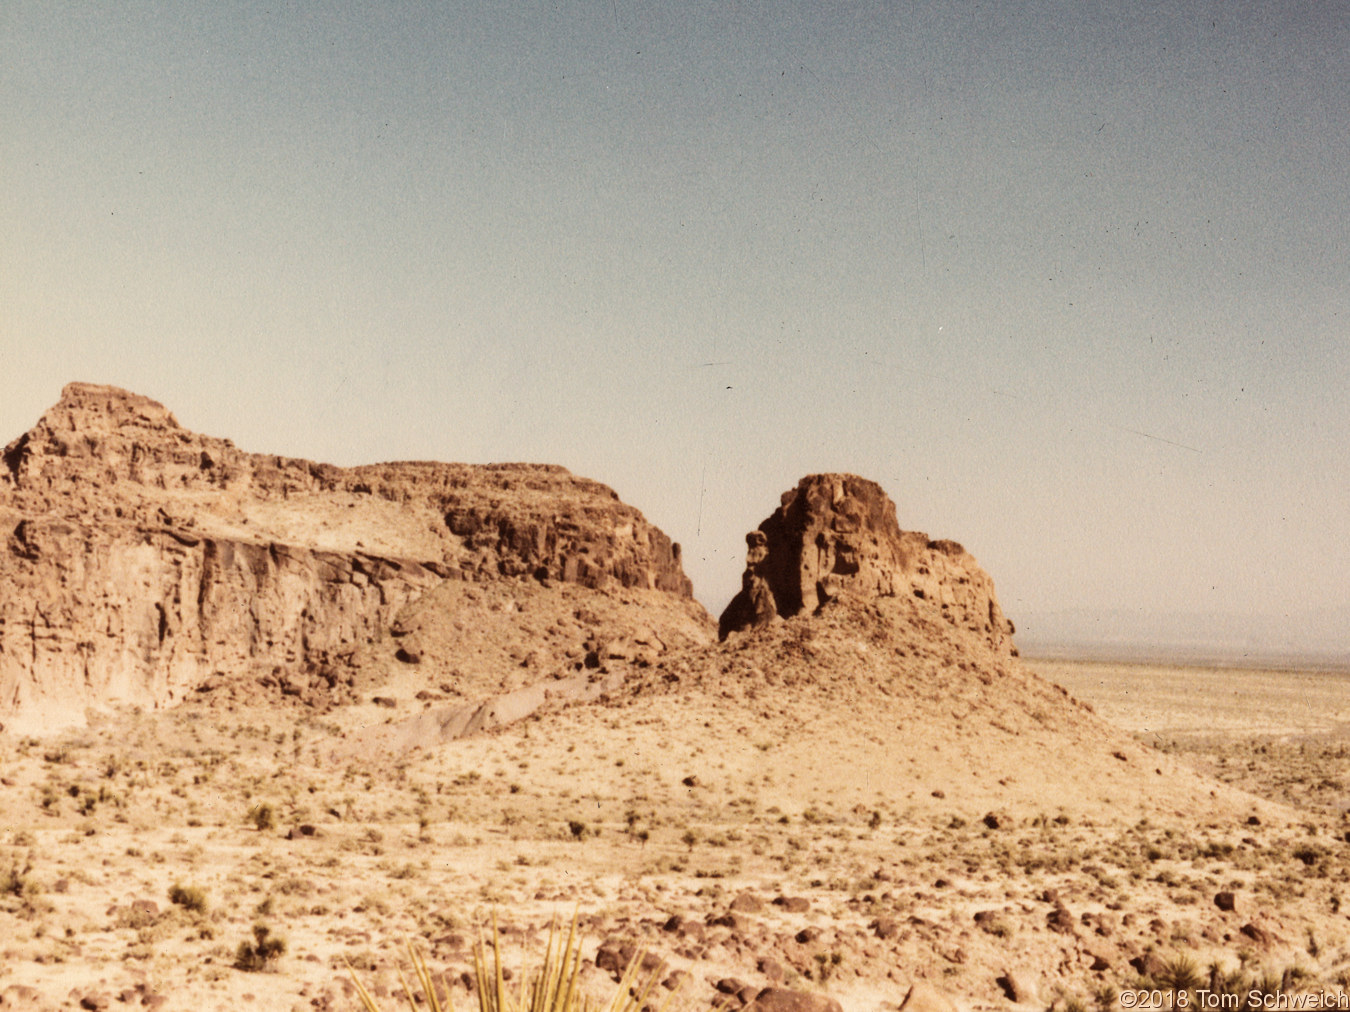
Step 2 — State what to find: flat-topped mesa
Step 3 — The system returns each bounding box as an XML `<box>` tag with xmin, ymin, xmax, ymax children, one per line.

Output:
<box><xmin>1</xmin><ymin>383</ymin><xmax>692</xmax><ymax>596</ymax></box>
<box><xmin>717</xmin><ymin>473</ymin><xmax>1015</xmax><ymax>653</ymax></box>
<box><xmin>0</xmin><ymin>383</ymin><xmax>702</xmax><ymax>730</ymax></box>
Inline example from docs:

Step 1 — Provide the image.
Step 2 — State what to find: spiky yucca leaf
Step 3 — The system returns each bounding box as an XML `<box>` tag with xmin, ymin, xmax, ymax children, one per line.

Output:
<box><xmin>1155</xmin><ymin>952</ymin><xmax>1204</xmax><ymax>994</ymax></box>
<box><xmin>347</xmin><ymin>938</ymin><xmax>452</xmax><ymax>1012</ymax></box>
<box><xmin>349</xmin><ymin>912</ymin><xmax>694</xmax><ymax>1012</ymax></box>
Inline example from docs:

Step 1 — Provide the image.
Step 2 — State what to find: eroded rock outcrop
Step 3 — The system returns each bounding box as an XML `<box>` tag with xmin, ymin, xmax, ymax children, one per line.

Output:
<box><xmin>2</xmin><ymin>517</ymin><xmax>441</xmax><ymax>720</ymax></box>
<box><xmin>1</xmin><ymin>383</ymin><xmax>692</xmax><ymax>596</ymax></box>
<box><xmin>0</xmin><ymin>382</ymin><xmax>703</xmax><ymax>729</ymax></box>
<box><xmin>718</xmin><ymin>473</ymin><xmax>1015</xmax><ymax>652</ymax></box>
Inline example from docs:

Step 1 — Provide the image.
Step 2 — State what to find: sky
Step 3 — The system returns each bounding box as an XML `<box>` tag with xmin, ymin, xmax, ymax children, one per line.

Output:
<box><xmin>3</xmin><ymin>1</ymin><xmax>1348</xmax><ymax>653</ymax></box>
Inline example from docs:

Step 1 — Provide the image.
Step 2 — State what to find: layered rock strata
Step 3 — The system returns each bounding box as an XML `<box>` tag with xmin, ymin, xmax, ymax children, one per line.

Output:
<box><xmin>0</xmin><ymin>383</ymin><xmax>700</xmax><ymax>729</ymax></box>
<box><xmin>718</xmin><ymin>473</ymin><xmax>1015</xmax><ymax>652</ymax></box>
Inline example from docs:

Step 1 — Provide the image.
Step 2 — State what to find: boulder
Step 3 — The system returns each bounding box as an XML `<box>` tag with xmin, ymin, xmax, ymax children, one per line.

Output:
<box><xmin>594</xmin><ymin>941</ymin><xmax>634</xmax><ymax>977</ymax></box>
<box><xmin>1240</xmin><ymin>923</ymin><xmax>1273</xmax><ymax>947</ymax></box>
<box><xmin>729</xmin><ymin>892</ymin><xmax>764</xmax><ymax>913</ymax></box>
<box><xmin>870</xmin><ymin>917</ymin><xmax>901</xmax><ymax>940</ymax></box>
<box><xmin>899</xmin><ymin>982</ymin><xmax>958</xmax><ymax>1012</ymax></box>
<box><xmin>747</xmin><ymin>987</ymin><xmax>844</xmax><ymax>1012</ymax></box>
<box><xmin>996</xmin><ymin>970</ymin><xmax>1040</xmax><ymax>1004</ymax></box>
<box><xmin>757</xmin><ymin>957</ymin><xmax>785</xmax><ymax>983</ymax></box>
<box><xmin>1129</xmin><ymin>953</ymin><xmax>1167</xmax><ymax>978</ymax></box>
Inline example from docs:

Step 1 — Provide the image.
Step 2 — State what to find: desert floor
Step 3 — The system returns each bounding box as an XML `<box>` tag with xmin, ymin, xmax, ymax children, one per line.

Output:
<box><xmin>1035</xmin><ymin>658</ymin><xmax>1350</xmax><ymax>820</ymax></box>
<box><xmin>4</xmin><ymin>657</ymin><xmax>1350</xmax><ymax>1012</ymax></box>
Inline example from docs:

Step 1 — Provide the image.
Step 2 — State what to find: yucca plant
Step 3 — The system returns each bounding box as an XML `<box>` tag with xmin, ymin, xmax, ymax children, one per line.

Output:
<box><xmin>348</xmin><ymin>912</ymin><xmax>690</xmax><ymax>1012</ymax></box>
<box><xmin>1155</xmin><ymin>952</ymin><xmax>1205</xmax><ymax>994</ymax></box>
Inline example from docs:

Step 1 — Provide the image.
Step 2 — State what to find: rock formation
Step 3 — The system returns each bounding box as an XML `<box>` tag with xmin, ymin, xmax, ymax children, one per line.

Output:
<box><xmin>717</xmin><ymin>473</ymin><xmax>1015</xmax><ymax>652</ymax></box>
<box><xmin>0</xmin><ymin>383</ymin><xmax>704</xmax><ymax>730</ymax></box>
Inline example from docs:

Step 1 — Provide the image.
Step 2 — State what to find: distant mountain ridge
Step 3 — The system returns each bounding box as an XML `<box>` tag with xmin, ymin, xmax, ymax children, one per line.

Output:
<box><xmin>1018</xmin><ymin>606</ymin><xmax>1350</xmax><ymax>667</ymax></box>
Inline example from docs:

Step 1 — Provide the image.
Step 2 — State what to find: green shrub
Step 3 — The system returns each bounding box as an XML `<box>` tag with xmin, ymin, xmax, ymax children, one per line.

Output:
<box><xmin>234</xmin><ymin>924</ymin><xmax>285</xmax><ymax>971</ymax></box>
<box><xmin>1155</xmin><ymin>952</ymin><xmax>1204</xmax><ymax>993</ymax></box>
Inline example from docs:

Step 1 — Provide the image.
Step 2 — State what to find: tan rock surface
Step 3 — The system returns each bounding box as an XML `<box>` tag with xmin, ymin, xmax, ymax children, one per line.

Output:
<box><xmin>0</xmin><ymin>383</ymin><xmax>707</xmax><ymax>732</ymax></box>
<box><xmin>718</xmin><ymin>474</ymin><xmax>1014</xmax><ymax>654</ymax></box>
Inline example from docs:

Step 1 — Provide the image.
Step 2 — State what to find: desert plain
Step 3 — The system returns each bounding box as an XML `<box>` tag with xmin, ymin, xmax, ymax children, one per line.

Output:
<box><xmin>3</xmin><ymin>652</ymin><xmax>1350</xmax><ymax>1012</ymax></box>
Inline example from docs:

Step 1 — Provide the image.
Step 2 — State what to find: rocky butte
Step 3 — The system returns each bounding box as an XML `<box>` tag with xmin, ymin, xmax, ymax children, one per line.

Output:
<box><xmin>0</xmin><ymin>383</ymin><xmax>706</xmax><ymax>731</ymax></box>
<box><xmin>718</xmin><ymin>472</ymin><xmax>1015</xmax><ymax>654</ymax></box>
<box><xmin>0</xmin><ymin>384</ymin><xmax>1025</xmax><ymax>741</ymax></box>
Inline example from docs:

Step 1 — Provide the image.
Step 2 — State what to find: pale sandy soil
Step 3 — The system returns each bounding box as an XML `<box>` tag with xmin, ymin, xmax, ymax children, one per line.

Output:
<box><xmin>3</xmin><ymin>657</ymin><xmax>1350</xmax><ymax>1012</ymax></box>
<box><xmin>1042</xmin><ymin>658</ymin><xmax>1350</xmax><ymax>818</ymax></box>
<box><xmin>1032</xmin><ymin>660</ymin><xmax>1350</xmax><ymax>743</ymax></box>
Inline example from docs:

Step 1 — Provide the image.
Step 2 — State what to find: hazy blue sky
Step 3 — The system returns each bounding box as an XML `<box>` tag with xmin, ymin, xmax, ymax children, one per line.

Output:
<box><xmin>3</xmin><ymin>2</ymin><xmax>1347</xmax><ymax>649</ymax></box>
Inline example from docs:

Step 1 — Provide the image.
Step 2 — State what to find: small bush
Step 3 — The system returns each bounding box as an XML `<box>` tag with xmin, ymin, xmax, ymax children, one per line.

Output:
<box><xmin>168</xmin><ymin>883</ymin><xmax>207</xmax><ymax>913</ymax></box>
<box><xmin>250</xmin><ymin>803</ymin><xmax>276</xmax><ymax>832</ymax></box>
<box><xmin>978</xmin><ymin>916</ymin><xmax>1014</xmax><ymax>939</ymax></box>
<box><xmin>1292</xmin><ymin>844</ymin><xmax>1322</xmax><ymax>867</ymax></box>
<box><xmin>2</xmin><ymin>859</ymin><xmax>35</xmax><ymax>897</ymax></box>
<box><xmin>235</xmin><ymin>923</ymin><xmax>286</xmax><ymax>971</ymax></box>
<box><xmin>812</xmin><ymin>950</ymin><xmax>843</xmax><ymax>982</ymax></box>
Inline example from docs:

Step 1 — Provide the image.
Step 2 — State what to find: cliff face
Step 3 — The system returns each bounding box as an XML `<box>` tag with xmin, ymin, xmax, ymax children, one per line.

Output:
<box><xmin>1</xmin><ymin>383</ymin><xmax>692</xmax><ymax>596</ymax></box>
<box><xmin>2</xmin><ymin>519</ymin><xmax>440</xmax><ymax>719</ymax></box>
<box><xmin>717</xmin><ymin>473</ymin><xmax>1016</xmax><ymax>653</ymax></box>
<box><xmin>0</xmin><ymin>383</ymin><xmax>702</xmax><ymax>730</ymax></box>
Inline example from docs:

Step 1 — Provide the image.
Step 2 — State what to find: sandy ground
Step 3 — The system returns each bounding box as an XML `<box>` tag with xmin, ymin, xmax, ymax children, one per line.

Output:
<box><xmin>1032</xmin><ymin>660</ymin><xmax>1350</xmax><ymax>742</ymax></box>
<box><xmin>3</xmin><ymin>658</ymin><xmax>1350</xmax><ymax>1012</ymax></box>
<box><xmin>1042</xmin><ymin>658</ymin><xmax>1350</xmax><ymax>818</ymax></box>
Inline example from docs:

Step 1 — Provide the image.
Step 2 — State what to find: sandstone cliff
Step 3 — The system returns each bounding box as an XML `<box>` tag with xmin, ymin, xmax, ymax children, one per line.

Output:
<box><xmin>717</xmin><ymin>473</ymin><xmax>1015</xmax><ymax>652</ymax></box>
<box><xmin>0</xmin><ymin>383</ymin><xmax>706</xmax><ymax>730</ymax></box>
